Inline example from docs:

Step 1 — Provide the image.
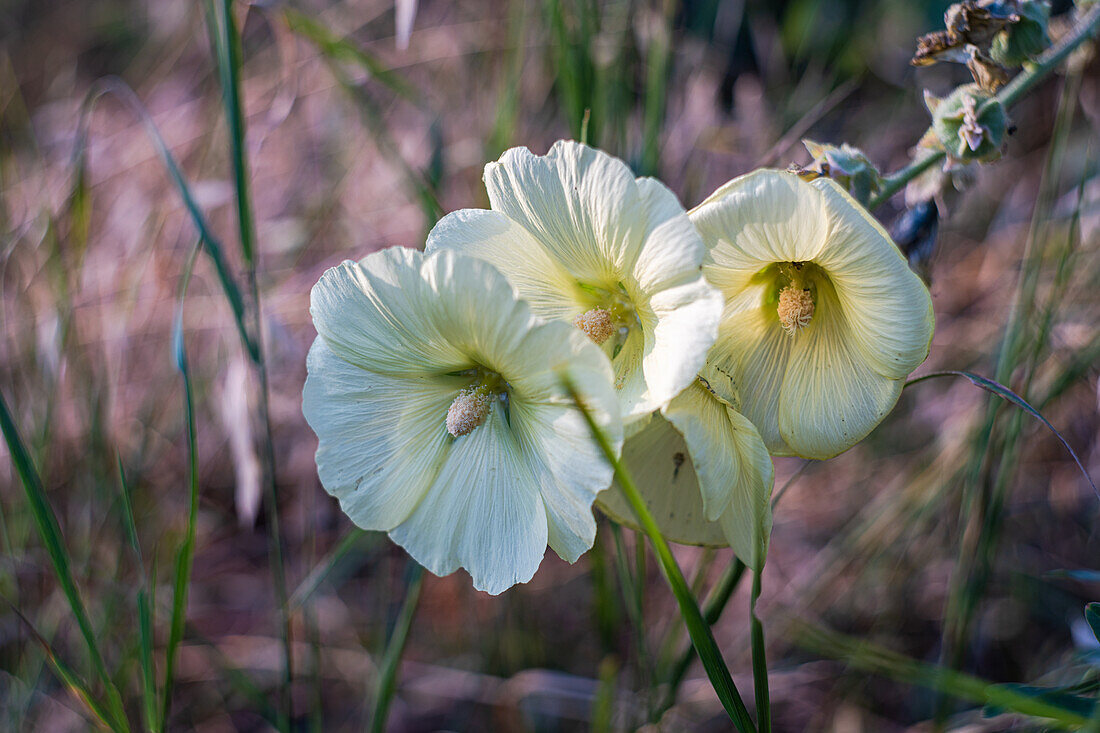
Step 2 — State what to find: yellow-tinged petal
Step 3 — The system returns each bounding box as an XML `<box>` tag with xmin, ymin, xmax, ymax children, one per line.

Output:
<box><xmin>810</xmin><ymin>178</ymin><xmax>935</xmax><ymax>380</ymax></box>
<box><xmin>597</xmin><ymin>413</ymin><xmax>728</xmax><ymax>547</ymax></box>
<box><xmin>708</xmin><ymin>284</ymin><xmax>795</xmax><ymax>455</ymax></box>
<box><xmin>691</xmin><ymin>169</ymin><xmax>829</xmax><ymax>274</ymax></box>
<box><xmin>777</xmin><ymin>285</ymin><xmax>905</xmax><ymax>459</ymax></box>
<box><xmin>598</xmin><ymin>382</ymin><xmax>774</xmax><ymax>568</ymax></box>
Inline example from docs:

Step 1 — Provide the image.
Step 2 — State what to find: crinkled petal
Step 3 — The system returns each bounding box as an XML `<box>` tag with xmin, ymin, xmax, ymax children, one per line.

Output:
<box><xmin>302</xmin><ymin>338</ymin><xmax>454</xmax><ymax>530</ymax></box>
<box><xmin>810</xmin><ymin>178</ymin><xmax>935</xmax><ymax>379</ymax></box>
<box><xmin>711</xmin><ymin>408</ymin><xmax>774</xmax><ymax>570</ymax></box>
<box><xmin>426</xmin><ymin>208</ymin><xmax>584</xmax><ymax>322</ymax></box>
<box><xmin>691</xmin><ymin>169</ymin><xmax>829</xmax><ymax>273</ymax></box>
<box><xmin>708</xmin><ymin>284</ymin><xmax>795</xmax><ymax>455</ymax></box>
<box><xmin>483</xmin><ymin>140</ymin><xmax>646</xmax><ymax>282</ymax></box>
<box><xmin>778</xmin><ymin>285</ymin><xmax>905</xmax><ymax>459</ymax></box>
<box><xmin>390</xmin><ymin>405</ymin><xmax>548</xmax><ymax>595</ymax></box>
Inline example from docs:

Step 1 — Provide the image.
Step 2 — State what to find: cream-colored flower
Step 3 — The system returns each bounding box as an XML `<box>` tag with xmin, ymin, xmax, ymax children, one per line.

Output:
<box><xmin>596</xmin><ymin>367</ymin><xmax>774</xmax><ymax>568</ymax></box>
<box><xmin>426</xmin><ymin>140</ymin><xmax>722</xmax><ymax>426</ymax></box>
<box><xmin>690</xmin><ymin>170</ymin><xmax>935</xmax><ymax>459</ymax></box>
<box><xmin>303</xmin><ymin>247</ymin><xmax>622</xmax><ymax>595</ymax></box>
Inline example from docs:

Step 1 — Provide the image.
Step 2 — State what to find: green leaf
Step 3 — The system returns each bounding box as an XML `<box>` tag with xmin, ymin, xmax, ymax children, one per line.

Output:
<box><xmin>983</xmin><ymin>684</ymin><xmax>1097</xmax><ymax>719</ymax></box>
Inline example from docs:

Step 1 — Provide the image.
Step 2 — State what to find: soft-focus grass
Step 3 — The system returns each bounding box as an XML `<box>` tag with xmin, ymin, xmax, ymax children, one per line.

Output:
<box><xmin>1</xmin><ymin>0</ymin><xmax>1098</xmax><ymax>730</ymax></box>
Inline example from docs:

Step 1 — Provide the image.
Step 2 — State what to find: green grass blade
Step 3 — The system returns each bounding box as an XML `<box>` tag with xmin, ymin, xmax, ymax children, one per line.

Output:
<box><xmin>562</xmin><ymin>375</ymin><xmax>757</xmax><ymax>732</ymax></box>
<box><xmin>641</xmin><ymin>0</ymin><xmax>674</xmax><ymax>176</ymax></box>
<box><xmin>794</xmin><ymin>621</ymin><xmax>1090</xmax><ymax>728</ymax></box>
<box><xmin>73</xmin><ymin>78</ymin><xmax>257</xmax><ymax>361</ymax></box>
<box><xmin>159</xmin><ymin>242</ymin><xmax>202</xmax><ymax>730</ymax></box>
<box><xmin>370</xmin><ymin>563</ymin><xmax>425</xmax><ymax>733</ymax></box>
<box><xmin>282</xmin><ymin>8</ymin><xmax>423</xmax><ymax>105</ymax></box>
<box><xmin>288</xmin><ymin>529</ymin><xmax>377</xmax><ymax>612</ymax></box>
<box><xmin>749</xmin><ymin>569</ymin><xmax>770</xmax><ymax>732</ymax></box>
<box><xmin>905</xmin><ymin>370</ymin><xmax>1098</xmax><ymax>499</ymax></box>
<box><xmin>116</xmin><ymin>459</ymin><xmax>158</xmax><ymax>732</ymax></box>
<box><xmin>0</xmin><ymin>394</ymin><xmax>128</xmax><ymax>731</ymax></box>
<box><xmin>5</xmin><ymin>599</ymin><xmax>121</xmax><ymax>732</ymax></box>
<box><xmin>204</xmin><ymin>4</ymin><xmax>294</xmax><ymax>726</ymax></box>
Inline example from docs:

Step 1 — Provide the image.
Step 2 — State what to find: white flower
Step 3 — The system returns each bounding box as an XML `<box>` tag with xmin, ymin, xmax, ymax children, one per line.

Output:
<box><xmin>596</xmin><ymin>367</ymin><xmax>774</xmax><ymax>569</ymax></box>
<box><xmin>303</xmin><ymin>247</ymin><xmax>623</xmax><ymax>594</ymax></box>
<box><xmin>690</xmin><ymin>170</ymin><xmax>935</xmax><ymax>459</ymax></box>
<box><xmin>426</xmin><ymin>140</ymin><xmax>722</xmax><ymax>427</ymax></box>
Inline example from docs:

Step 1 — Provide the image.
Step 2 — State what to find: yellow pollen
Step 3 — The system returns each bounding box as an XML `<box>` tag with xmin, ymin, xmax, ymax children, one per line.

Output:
<box><xmin>777</xmin><ymin>286</ymin><xmax>815</xmax><ymax>334</ymax></box>
<box><xmin>572</xmin><ymin>307</ymin><xmax>615</xmax><ymax>345</ymax></box>
<box><xmin>446</xmin><ymin>388</ymin><xmax>492</xmax><ymax>437</ymax></box>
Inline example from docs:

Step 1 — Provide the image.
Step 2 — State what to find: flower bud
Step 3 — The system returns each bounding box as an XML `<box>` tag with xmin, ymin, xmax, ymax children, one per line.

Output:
<box><xmin>990</xmin><ymin>0</ymin><xmax>1050</xmax><ymax>67</ymax></box>
<box><xmin>928</xmin><ymin>84</ymin><xmax>1008</xmax><ymax>163</ymax></box>
<box><xmin>799</xmin><ymin>140</ymin><xmax>883</xmax><ymax>204</ymax></box>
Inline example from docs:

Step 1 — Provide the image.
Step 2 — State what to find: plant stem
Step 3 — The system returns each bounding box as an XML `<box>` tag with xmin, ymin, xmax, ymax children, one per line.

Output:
<box><xmin>370</xmin><ymin>564</ymin><xmax>424</xmax><ymax>733</ymax></box>
<box><xmin>562</xmin><ymin>376</ymin><xmax>757</xmax><ymax>732</ymax></box>
<box><xmin>868</xmin><ymin>3</ymin><xmax>1100</xmax><ymax>211</ymax></box>
<box><xmin>749</xmin><ymin>569</ymin><xmax>770</xmax><ymax>733</ymax></box>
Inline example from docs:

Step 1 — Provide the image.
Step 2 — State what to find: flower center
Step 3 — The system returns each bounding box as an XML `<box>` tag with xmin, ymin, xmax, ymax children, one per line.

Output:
<box><xmin>445</xmin><ymin>371</ymin><xmax>506</xmax><ymax>437</ymax></box>
<box><xmin>572</xmin><ymin>282</ymin><xmax>639</xmax><ymax>358</ymax></box>
<box><xmin>777</xmin><ymin>286</ymin><xmax>815</xmax><ymax>334</ymax></box>
<box><xmin>572</xmin><ymin>308</ymin><xmax>614</xmax><ymax>345</ymax></box>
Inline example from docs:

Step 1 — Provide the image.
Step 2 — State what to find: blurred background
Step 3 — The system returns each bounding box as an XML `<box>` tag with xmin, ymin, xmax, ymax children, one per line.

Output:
<box><xmin>2</xmin><ymin>0</ymin><xmax>1099</xmax><ymax>730</ymax></box>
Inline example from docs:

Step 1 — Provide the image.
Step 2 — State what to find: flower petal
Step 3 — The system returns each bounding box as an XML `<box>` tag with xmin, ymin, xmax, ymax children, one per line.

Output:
<box><xmin>712</xmin><ymin>408</ymin><xmax>774</xmax><ymax>570</ymax></box>
<box><xmin>389</xmin><ymin>405</ymin><xmax>549</xmax><ymax>595</ymax></box>
<box><xmin>630</xmin><ymin>177</ymin><xmax>709</xmax><ymax>294</ymax></box>
<box><xmin>708</xmin><ymin>284</ymin><xmax>796</xmax><ymax>455</ymax></box>
<box><xmin>778</xmin><ymin>285</ymin><xmax>905</xmax><ymax>459</ymax></box>
<box><xmin>810</xmin><ymin>178</ymin><xmax>935</xmax><ymax>380</ymax></box>
<box><xmin>596</xmin><ymin>413</ymin><xmax>729</xmax><ymax>547</ymax></box>
<box><xmin>302</xmin><ymin>338</ymin><xmax>455</xmax><ymax>531</ymax></box>
<box><xmin>691</xmin><ymin>169</ymin><xmax>829</xmax><ymax>272</ymax></box>
<box><xmin>426</xmin><ymin>208</ymin><xmax>584</xmax><ymax>322</ymax></box>
<box><xmin>310</xmin><ymin>248</ymin><xmax>467</xmax><ymax>375</ymax></box>
<box><xmin>483</xmin><ymin>140</ymin><xmax>646</xmax><ymax>283</ymax></box>
<box><xmin>642</xmin><ymin>276</ymin><xmax>722</xmax><ymax>412</ymax></box>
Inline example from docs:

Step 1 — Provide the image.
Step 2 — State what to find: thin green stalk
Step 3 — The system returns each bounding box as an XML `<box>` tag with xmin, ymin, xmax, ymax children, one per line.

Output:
<box><xmin>0</xmin><ymin>395</ymin><xmax>128</xmax><ymax>732</ymax></box>
<box><xmin>562</xmin><ymin>376</ymin><xmax>757</xmax><ymax>732</ymax></box>
<box><xmin>370</xmin><ymin>563</ymin><xmax>425</xmax><ymax>733</ymax></box>
<box><xmin>867</xmin><ymin>3</ymin><xmax>1100</xmax><ymax>210</ymax></box>
<box><xmin>206</xmin><ymin>3</ymin><xmax>294</xmax><ymax>725</ymax></box>
<box><xmin>749</xmin><ymin>569</ymin><xmax>770</xmax><ymax>733</ymax></box>
<box><xmin>160</xmin><ymin>242</ymin><xmax>202</xmax><ymax>730</ymax></box>
<box><xmin>116</xmin><ymin>459</ymin><xmax>158</xmax><ymax>732</ymax></box>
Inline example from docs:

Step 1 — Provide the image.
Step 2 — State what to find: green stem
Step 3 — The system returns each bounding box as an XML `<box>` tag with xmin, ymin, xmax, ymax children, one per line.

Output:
<box><xmin>868</xmin><ymin>3</ymin><xmax>1100</xmax><ymax>211</ymax></box>
<box><xmin>562</xmin><ymin>376</ymin><xmax>757</xmax><ymax>732</ymax></box>
<box><xmin>370</xmin><ymin>564</ymin><xmax>425</xmax><ymax>733</ymax></box>
<box><xmin>749</xmin><ymin>569</ymin><xmax>770</xmax><ymax>732</ymax></box>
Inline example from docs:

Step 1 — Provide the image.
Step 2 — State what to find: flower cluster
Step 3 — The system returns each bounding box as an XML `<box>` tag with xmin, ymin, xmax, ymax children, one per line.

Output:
<box><xmin>303</xmin><ymin>141</ymin><xmax>934</xmax><ymax>593</ymax></box>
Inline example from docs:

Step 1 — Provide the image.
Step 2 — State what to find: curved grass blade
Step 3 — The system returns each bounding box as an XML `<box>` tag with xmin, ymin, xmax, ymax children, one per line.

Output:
<box><xmin>4</xmin><ymin>599</ymin><xmax>121</xmax><ymax>732</ymax></box>
<box><xmin>562</xmin><ymin>374</ymin><xmax>758</xmax><ymax>732</ymax></box>
<box><xmin>0</xmin><ymin>395</ymin><xmax>128</xmax><ymax>731</ymax></box>
<box><xmin>73</xmin><ymin>77</ymin><xmax>257</xmax><ymax>361</ymax></box>
<box><xmin>115</xmin><ymin>458</ymin><xmax>158</xmax><ymax>732</ymax></box>
<box><xmin>370</xmin><ymin>562</ymin><xmax>425</xmax><ymax>733</ymax></box>
<box><xmin>906</xmin><ymin>370</ymin><xmax>1098</xmax><ymax>499</ymax></box>
<box><xmin>159</xmin><ymin>242</ymin><xmax>202</xmax><ymax>730</ymax></box>
<box><xmin>203</xmin><ymin>5</ymin><xmax>294</xmax><ymax>726</ymax></box>
<box><xmin>794</xmin><ymin>620</ymin><xmax>1090</xmax><ymax>728</ymax></box>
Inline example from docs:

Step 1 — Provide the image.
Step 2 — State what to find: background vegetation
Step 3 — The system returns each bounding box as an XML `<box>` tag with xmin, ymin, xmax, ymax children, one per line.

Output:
<box><xmin>1</xmin><ymin>0</ymin><xmax>1098</xmax><ymax>730</ymax></box>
